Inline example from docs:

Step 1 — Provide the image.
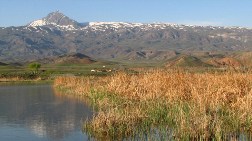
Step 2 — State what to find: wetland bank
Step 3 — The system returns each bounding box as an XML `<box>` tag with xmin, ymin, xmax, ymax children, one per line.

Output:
<box><xmin>54</xmin><ymin>69</ymin><xmax>252</xmax><ymax>140</ymax></box>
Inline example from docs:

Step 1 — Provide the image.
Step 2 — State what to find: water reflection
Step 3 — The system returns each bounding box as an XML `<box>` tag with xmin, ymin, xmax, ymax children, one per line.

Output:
<box><xmin>0</xmin><ymin>85</ymin><xmax>92</xmax><ymax>141</ymax></box>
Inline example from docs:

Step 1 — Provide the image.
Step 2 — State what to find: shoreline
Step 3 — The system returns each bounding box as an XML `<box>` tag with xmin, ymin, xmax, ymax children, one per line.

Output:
<box><xmin>0</xmin><ymin>79</ymin><xmax>53</xmax><ymax>85</ymax></box>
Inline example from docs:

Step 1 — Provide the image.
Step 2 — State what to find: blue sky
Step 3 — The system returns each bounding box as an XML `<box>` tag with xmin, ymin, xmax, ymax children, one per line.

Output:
<box><xmin>0</xmin><ymin>0</ymin><xmax>252</xmax><ymax>27</ymax></box>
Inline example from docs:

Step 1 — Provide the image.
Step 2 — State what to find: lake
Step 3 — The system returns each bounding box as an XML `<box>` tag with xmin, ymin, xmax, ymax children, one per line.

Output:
<box><xmin>0</xmin><ymin>84</ymin><xmax>92</xmax><ymax>141</ymax></box>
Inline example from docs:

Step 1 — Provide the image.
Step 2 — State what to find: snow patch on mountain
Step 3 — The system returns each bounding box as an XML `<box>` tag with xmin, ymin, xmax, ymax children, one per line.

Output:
<box><xmin>28</xmin><ymin>19</ymin><xmax>47</xmax><ymax>27</ymax></box>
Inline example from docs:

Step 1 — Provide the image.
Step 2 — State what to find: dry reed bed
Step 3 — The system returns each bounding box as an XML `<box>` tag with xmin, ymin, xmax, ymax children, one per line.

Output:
<box><xmin>54</xmin><ymin>70</ymin><xmax>252</xmax><ymax>140</ymax></box>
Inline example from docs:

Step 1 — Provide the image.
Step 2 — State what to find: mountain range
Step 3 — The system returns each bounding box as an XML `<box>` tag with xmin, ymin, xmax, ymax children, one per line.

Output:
<box><xmin>1</xmin><ymin>11</ymin><xmax>252</xmax><ymax>66</ymax></box>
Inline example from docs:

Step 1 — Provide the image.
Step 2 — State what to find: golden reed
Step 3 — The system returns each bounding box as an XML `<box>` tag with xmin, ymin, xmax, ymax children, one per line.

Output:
<box><xmin>54</xmin><ymin>69</ymin><xmax>252</xmax><ymax>140</ymax></box>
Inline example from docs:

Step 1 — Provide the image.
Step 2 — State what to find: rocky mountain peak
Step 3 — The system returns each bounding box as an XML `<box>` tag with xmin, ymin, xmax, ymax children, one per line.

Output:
<box><xmin>28</xmin><ymin>11</ymin><xmax>80</xmax><ymax>28</ymax></box>
<box><xmin>43</xmin><ymin>11</ymin><xmax>78</xmax><ymax>26</ymax></box>
<box><xmin>44</xmin><ymin>11</ymin><xmax>64</xmax><ymax>21</ymax></box>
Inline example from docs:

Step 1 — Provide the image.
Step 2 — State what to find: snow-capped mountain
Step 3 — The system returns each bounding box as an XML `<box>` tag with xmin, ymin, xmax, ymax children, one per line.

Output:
<box><xmin>28</xmin><ymin>11</ymin><xmax>81</xmax><ymax>30</ymax></box>
<box><xmin>27</xmin><ymin>11</ymin><xmax>251</xmax><ymax>32</ymax></box>
<box><xmin>1</xmin><ymin>11</ymin><xmax>252</xmax><ymax>63</ymax></box>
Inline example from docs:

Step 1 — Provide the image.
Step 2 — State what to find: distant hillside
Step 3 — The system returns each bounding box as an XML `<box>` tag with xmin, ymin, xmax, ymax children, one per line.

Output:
<box><xmin>0</xmin><ymin>62</ymin><xmax>7</xmax><ymax>66</ymax></box>
<box><xmin>126</xmin><ymin>50</ymin><xmax>179</xmax><ymax>60</ymax></box>
<box><xmin>229</xmin><ymin>52</ymin><xmax>252</xmax><ymax>67</ymax></box>
<box><xmin>166</xmin><ymin>55</ymin><xmax>212</xmax><ymax>67</ymax></box>
<box><xmin>33</xmin><ymin>53</ymin><xmax>96</xmax><ymax>65</ymax></box>
<box><xmin>207</xmin><ymin>57</ymin><xmax>243</xmax><ymax>68</ymax></box>
<box><xmin>0</xmin><ymin>62</ymin><xmax>8</xmax><ymax>66</ymax></box>
<box><xmin>54</xmin><ymin>53</ymin><xmax>96</xmax><ymax>64</ymax></box>
<box><xmin>2</xmin><ymin>12</ymin><xmax>252</xmax><ymax>63</ymax></box>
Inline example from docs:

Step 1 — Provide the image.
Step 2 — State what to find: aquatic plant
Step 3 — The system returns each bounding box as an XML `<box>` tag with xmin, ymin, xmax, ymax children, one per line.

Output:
<box><xmin>54</xmin><ymin>69</ymin><xmax>252</xmax><ymax>140</ymax></box>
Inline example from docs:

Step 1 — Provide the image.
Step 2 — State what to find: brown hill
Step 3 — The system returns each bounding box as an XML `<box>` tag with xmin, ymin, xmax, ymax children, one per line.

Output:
<box><xmin>0</xmin><ymin>62</ymin><xmax>8</xmax><ymax>66</ymax></box>
<box><xmin>54</xmin><ymin>53</ymin><xmax>96</xmax><ymax>64</ymax></box>
<box><xmin>127</xmin><ymin>50</ymin><xmax>179</xmax><ymax>60</ymax></box>
<box><xmin>208</xmin><ymin>57</ymin><xmax>242</xmax><ymax>68</ymax></box>
<box><xmin>166</xmin><ymin>55</ymin><xmax>212</xmax><ymax>67</ymax></box>
<box><xmin>230</xmin><ymin>52</ymin><xmax>252</xmax><ymax>67</ymax></box>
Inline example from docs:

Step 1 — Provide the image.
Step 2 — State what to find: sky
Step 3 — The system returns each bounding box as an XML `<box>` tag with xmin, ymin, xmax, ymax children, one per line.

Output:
<box><xmin>0</xmin><ymin>0</ymin><xmax>252</xmax><ymax>27</ymax></box>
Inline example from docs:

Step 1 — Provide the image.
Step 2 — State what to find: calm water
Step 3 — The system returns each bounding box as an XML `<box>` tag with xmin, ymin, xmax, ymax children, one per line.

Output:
<box><xmin>0</xmin><ymin>84</ymin><xmax>92</xmax><ymax>141</ymax></box>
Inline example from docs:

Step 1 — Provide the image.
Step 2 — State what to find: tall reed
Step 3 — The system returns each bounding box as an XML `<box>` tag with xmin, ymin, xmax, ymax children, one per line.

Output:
<box><xmin>54</xmin><ymin>69</ymin><xmax>252</xmax><ymax>140</ymax></box>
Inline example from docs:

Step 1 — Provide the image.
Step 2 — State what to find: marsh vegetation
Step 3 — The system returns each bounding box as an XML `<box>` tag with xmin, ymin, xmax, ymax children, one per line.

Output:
<box><xmin>55</xmin><ymin>69</ymin><xmax>252</xmax><ymax>140</ymax></box>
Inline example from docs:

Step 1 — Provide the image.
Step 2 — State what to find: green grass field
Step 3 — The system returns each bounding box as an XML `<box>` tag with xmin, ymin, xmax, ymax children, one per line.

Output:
<box><xmin>0</xmin><ymin>60</ymin><xmax>166</xmax><ymax>82</ymax></box>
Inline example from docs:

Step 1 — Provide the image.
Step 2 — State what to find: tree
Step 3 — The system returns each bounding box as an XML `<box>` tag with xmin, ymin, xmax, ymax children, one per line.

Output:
<box><xmin>29</xmin><ymin>63</ymin><xmax>41</xmax><ymax>73</ymax></box>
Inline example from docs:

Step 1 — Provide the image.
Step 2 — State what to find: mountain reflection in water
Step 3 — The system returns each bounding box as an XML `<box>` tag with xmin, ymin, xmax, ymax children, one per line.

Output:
<box><xmin>0</xmin><ymin>85</ymin><xmax>92</xmax><ymax>141</ymax></box>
